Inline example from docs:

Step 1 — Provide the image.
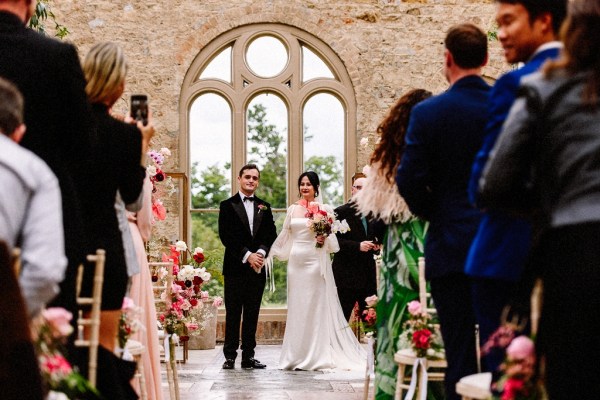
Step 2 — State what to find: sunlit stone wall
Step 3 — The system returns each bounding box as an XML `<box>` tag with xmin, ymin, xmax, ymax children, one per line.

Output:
<box><xmin>53</xmin><ymin>0</ymin><xmax>506</xmax><ymax>248</ymax></box>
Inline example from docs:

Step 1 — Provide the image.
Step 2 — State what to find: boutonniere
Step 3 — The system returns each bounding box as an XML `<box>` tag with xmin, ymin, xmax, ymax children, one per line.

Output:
<box><xmin>257</xmin><ymin>203</ymin><xmax>268</xmax><ymax>213</ymax></box>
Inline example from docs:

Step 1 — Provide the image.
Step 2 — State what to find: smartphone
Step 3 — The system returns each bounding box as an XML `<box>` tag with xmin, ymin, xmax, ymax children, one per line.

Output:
<box><xmin>130</xmin><ymin>94</ymin><xmax>149</xmax><ymax>126</ymax></box>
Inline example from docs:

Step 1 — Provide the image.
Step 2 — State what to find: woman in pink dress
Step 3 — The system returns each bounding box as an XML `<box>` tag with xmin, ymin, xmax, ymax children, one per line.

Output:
<box><xmin>128</xmin><ymin>176</ymin><xmax>163</xmax><ymax>400</ymax></box>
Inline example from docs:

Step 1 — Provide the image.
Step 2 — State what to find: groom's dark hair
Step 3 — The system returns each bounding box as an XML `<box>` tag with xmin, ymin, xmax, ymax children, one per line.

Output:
<box><xmin>239</xmin><ymin>163</ymin><xmax>260</xmax><ymax>178</ymax></box>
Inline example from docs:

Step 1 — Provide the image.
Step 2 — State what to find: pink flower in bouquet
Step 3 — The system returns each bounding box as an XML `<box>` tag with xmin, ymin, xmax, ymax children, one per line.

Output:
<box><xmin>42</xmin><ymin>308</ymin><xmax>73</xmax><ymax>338</ymax></box>
<box><xmin>407</xmin><ymin>300</ymin><xmax>422</xmax><ymax>316</ymax></box>
<box><xmin>307</xmin><ymin>201</ymin><xmax>321</xmax><ymax>215</ymax></box>
<box><xmin>41</xmin><ymin>353</ymin><xmax>73</xmax><ymax>377</ymax></box>
<box><xmin>363</xmin><ymin>308</ymin><xmax>376</xmax><ymax>325</ymax></box>
<box><xmin>185</xmin><ymin>322</ymin><xmax>199</xmax><ymax>332</ymax></box>
<box><xmin>501</xmin><ymin>377</ymin><xmax>525</xmax><ymax>400</ymax></box>
<box><xmin>213</xmin><ymin>296</ymin><xmax>223</xmax><ymax>307</ymax></box>
<box><xmin>365</xmin><ymin>295</ymin><xmax>378</xmax><ymax>307</ymax></box>
<box><xmin>412</xmin><ymin>328</ymin><xmax>432</xmax><ymax>350</ymax></box>
<box><xmin>200</xmin><ymin>290</ymin><xmax>209</xmax><ymax>300</ymax></box>
<box><xmin>506</xmin><ymin>335</ymin><xmax>534</xmax><ymax>360</ymax></box>
<box><xmin>121</xmin><ymin>296</ymin><xmax>135</xmax><ymax>311</ymax></box>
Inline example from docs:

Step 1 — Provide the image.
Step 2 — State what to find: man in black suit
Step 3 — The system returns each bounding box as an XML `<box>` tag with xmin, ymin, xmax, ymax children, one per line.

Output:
<box><xmin>218</xmin><ymin>164</ymin><xmax>277</xmax><ymax>369</ymax></box>
<box><xmin>0</xmin><ymin>0</ymin><xmax>93</xmax><ymax>315</ymax></box>
<box><xmin>332</xmin><ymin>173</ymin><xmax>380</xmax><ymax>322</ymax></box>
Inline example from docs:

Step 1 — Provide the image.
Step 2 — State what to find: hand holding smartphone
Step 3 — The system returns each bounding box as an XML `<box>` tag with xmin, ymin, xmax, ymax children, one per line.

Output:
<box><xmin>130</xmin><ymin>94</ymin><xmax>149</xmax><ymax>126</ymax></box>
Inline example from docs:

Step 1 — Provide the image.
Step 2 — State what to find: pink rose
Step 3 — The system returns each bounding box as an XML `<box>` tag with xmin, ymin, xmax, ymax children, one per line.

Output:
<box><xmin>42</xmin><ymin>307</ymin><xmax>73</xmax><ymax>338</ymax></box>
<box><xmin>506</xmin><ymin>336</ymin><xmax>535</xmax><ymax>360</ymax></box>
<box><xmin>121</xmin><ymin>297</ymin><xmax>135</xmax><ymax>311</ymax></box>
<box><xmin>407</xmin><ymin>300</ymin><xmax>422</xmax><ymax>316</ymax></box>
<box><xmin>213</xmin><ymin>296</ymin><xmax>223</xmax><ymax>307</ymax></box>
<box><xmin>365</xmin><ymin>295</ymin><xmax>378</xmax><ymax>307</ymax></box>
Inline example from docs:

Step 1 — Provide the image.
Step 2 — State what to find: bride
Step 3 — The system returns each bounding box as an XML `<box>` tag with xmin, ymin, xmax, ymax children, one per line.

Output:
<box><xmin>267</xmin><ymin>171</ymin><xmax>366</xmax><ymax>371</ymax></box>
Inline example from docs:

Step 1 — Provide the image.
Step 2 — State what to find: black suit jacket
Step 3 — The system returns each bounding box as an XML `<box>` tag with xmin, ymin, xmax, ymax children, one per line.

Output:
<box><xmin>0</xmin><ymin>11</ymin><xmax>93</xmax><ymax>265</ymax></box>
<box><xmin>331</xmin><ymin>202</ymin><xmax>377</xmax><ymax>289</ymax></box>
<box><xmin>218</xmin><ymin>194</ymin><xmax>277</xmax><ymax>277</ymax></box>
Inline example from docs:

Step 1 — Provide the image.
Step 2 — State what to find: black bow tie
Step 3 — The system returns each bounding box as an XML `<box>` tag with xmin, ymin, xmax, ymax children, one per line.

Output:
<box><xmin>243</xmin><ymin>196</ymin><xmax>254</xmax><ymax>202</ymax></box>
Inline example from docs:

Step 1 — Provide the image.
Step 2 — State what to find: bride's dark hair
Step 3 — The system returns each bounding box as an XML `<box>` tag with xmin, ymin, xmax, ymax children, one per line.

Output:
<box><xmin>298</xmin><ymin>171</ymin><xmax>320</xmax><ymax>197</ymax></box>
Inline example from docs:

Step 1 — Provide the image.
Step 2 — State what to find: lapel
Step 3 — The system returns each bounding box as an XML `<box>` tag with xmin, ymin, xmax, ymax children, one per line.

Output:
<box><xmin>253</xmin><ymin>197</ymin><xmax>264</xmax><ymax>237</ymax></box>
<box><xmin>232</xmin><ymin>195</ymin><xmax>252</xmax><ymax>236</ymax></box>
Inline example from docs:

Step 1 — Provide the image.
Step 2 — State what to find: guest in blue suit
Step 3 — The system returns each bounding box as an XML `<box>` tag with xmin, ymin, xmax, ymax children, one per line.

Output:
<box><xmin>396</xmin><ymin>24</ymin><xmax>490</xmax><ymax>400</ymax></box>
<box><xmin>466</xmin><ymin>0</ymin><xmax>567</xmax><ymax>368</ymax></box>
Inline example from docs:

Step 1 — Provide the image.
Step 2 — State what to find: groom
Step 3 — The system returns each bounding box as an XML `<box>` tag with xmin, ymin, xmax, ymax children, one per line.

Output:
<box><xmin>218</xmin><ymin>164</ymin><xmax>277</xmax><ymax>369</ymax></box>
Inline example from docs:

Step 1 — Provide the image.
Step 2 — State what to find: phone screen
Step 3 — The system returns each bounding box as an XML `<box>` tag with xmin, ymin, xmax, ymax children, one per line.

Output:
<box><xmin>130</xmin><ymin>94</ymin><xmax>148</xmax><ymax>125</ymax></box>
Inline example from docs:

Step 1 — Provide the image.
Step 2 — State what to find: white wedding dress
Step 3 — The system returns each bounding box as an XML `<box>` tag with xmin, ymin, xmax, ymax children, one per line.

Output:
<box><xmin>267</xmin><ymin>204</ymin><xmax>366</xmax><ymax>371</ymax></box>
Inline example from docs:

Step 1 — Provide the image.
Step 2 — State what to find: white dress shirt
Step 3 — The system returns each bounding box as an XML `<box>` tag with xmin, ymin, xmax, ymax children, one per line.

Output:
<box><xmin>0</xmin><ymin>134</ymin><xmax>67</xmax><ymax>317</ymax></box>
<box><xmin>238</xmin><ymin>191</ymin><xmax>266</xmax><ymax>263</ymax></box>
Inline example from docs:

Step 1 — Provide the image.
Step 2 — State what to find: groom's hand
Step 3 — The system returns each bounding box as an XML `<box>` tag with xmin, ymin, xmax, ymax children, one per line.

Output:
<box><xmin>248</xmin><ymin>252</ymin><xmax>264</xmax><ymax>270</ymax></box>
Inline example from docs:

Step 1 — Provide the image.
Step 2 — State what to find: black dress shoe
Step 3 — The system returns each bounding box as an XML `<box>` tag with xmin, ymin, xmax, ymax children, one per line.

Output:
<box><xmin>241</xmin><ymin>357</ymin><xmax>266</xmax><ymax>369</ymax></box>
<box><xmin>222</xmin><ymin>359</ymin><xmax>235</xmax><ymax>369</ymax></box>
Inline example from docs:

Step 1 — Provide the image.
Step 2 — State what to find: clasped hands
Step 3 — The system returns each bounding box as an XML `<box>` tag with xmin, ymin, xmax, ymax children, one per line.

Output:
<box><xmin>360</xmin><ymin>240</ymin><xmax>381</xmax><ymax>252</ymax></box>
<box><xmin>248</xmin><ymin>252</ymin><xmax>264</xmax><ymax>273</ymax></box>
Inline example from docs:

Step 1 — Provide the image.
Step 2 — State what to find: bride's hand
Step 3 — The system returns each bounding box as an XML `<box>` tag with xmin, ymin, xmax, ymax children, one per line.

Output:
<box><xmin>316</xmin><ymin>235</ymin><xmax>326</xmax><ymax>245</ymax></box>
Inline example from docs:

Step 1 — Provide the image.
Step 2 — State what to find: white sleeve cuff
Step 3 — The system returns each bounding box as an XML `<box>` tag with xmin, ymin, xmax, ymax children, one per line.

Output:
<box><xmin>242</xmin><ymin>251</ymin><xmax>252</xmax><ymax>263</ymax></box>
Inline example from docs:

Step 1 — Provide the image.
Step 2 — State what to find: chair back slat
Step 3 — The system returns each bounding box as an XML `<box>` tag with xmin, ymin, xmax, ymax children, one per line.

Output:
<box><xmin>74</xmin><ymin>249</ymin><xmax>105</xmax><ymax>387</ymax></box>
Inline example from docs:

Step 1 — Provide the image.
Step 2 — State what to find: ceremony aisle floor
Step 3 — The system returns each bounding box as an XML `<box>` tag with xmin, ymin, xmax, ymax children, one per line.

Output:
<box><xmin>162</xmin><ymin>344</ymin><xmax>373</xmax><ymax>399</ymax></box>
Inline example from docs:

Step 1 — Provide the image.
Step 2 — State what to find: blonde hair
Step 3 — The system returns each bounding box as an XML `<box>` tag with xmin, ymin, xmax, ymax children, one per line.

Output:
<box><xmin>83</xmin><ymin>42</ymin><xmax>127</xmax><ymax>105</ymax></box>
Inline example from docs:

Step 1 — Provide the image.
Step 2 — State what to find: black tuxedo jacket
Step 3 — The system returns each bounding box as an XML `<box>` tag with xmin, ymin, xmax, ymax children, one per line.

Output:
<box><xmin>0</xmin><ymin>11</ymin><xmax>93</xmax><ymax>265</ymax></box>
<box><xmin>218</xmin><ymin>194</ymin><xmax>277</xmax><ymax>277</ymax></box>
<box><xmin>332</xmin><ymin>202</ymin><xmax>378</xmax><ymax>289</ymax></box>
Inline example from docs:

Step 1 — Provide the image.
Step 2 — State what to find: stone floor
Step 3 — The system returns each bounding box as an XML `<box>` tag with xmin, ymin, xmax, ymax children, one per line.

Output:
<box><xmin>161</xmin><ymin>344</ymin><xmax>374</xmax><ymax>400</ymax></box>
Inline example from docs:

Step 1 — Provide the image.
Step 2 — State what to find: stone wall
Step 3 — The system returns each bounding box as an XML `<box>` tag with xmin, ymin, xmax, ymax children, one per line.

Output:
<box><xmin>51</xmin><ymin>0</ymin><xmax>506</xmax><ymax>246</ymax></box>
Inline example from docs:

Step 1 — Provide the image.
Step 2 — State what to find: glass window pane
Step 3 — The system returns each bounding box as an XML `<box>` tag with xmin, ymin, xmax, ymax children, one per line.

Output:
<box><xmin>246</xmin><ymin>93</ymin><xmax>288</xmax><ymax>208</ymax></box>
<box><xmin>191</xmin><ymin>212</ymin><xmax>224</xmax><ymax>300</ymax></box>
<box><xmin>302</xmin><ymin>45</ymin><xmax>335</xmax><ymax>82</ymax></box>
<box><xmin>303</xmin><ymin>93</ymin><xmax>345</xmax><ymax>206</ymax></box>
<box><xmin>189</xmin><ymin>93</ymin><xmax>232</xmax><ymax>208</ymax></box>
<box><xmin>199</xmin><ymin>46</ymin><xmax>232</xmax><ymax>82</ymax></box>
<box><xmin>246</xmin><ymin>36</ymin><xmax>289</xmax><ymax>78</ymax></box>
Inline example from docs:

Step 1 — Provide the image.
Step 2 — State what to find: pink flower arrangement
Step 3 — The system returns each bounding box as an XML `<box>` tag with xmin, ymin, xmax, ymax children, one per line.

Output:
<box><xmin>146</xmin><ymin>147</ymin><xmax>175</xmax><ymax>224</ymax></box>
<box><xmin>34</xmin><ymin>308</ymin><xmax>100</xmax><ymax>397</ymax></box>
<box><xmin>400</xmin><ymin>300</ymin><xmax>444</xmax><ymax>359</ymax></box>
<box><xmin>487</xmin><ymin>331</ymin><xmax>539</xmax><ymax>400</ymax></box>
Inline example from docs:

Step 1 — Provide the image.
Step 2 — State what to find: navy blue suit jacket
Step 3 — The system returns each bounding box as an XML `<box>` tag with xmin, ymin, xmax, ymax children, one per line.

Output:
<box><xmin>396</xmin><ymin>75</ymin><xmax>490</xmax><ymax>279</ymax></box>
<box><xmin>465</xmin><ymin>46</ymin><xmax>561</xmax><ymax>281</ymax></box>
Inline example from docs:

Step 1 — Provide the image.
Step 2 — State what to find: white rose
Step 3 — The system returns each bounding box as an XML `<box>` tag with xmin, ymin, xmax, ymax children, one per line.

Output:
<box><xmin>160</xmin><ymin>147</ymin><xmax>171</xmax><ymax>156</ymax></box>
<box><xmin>360</xmin><ymin>137</ymin><xmax>369</xmax><ymax>147</ymax></box>
<box><xmin>201</xmin><ymin>271</ymin><xmax>211</xmax><ymax>282</ymax></box>
<box><xmin>175</xmin><ymin>240</ymin><xmax>187</xmax><ymax>252</ymax></box>
<box><xmin>193</xmin><ymin>247</ymin><xmax>204</xmax><ymax>255</ymax></box>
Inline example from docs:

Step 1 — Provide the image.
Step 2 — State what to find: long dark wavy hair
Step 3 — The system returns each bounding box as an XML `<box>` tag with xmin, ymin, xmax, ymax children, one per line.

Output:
<box><xmin>544</xmin><ymin>0</ymin><xmax>600</xmax><ymax>107</ymax></box>
<box><xmin>370</xmin><ymin>89</ymin><xmax>432</xmax><ymax>182</ymax></box>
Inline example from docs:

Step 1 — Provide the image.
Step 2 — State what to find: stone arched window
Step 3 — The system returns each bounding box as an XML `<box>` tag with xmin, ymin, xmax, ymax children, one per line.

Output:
<box><xmin>179</xmin><ymin>23</ymin><xmax>356</xmax><ymax>304</ymax></box>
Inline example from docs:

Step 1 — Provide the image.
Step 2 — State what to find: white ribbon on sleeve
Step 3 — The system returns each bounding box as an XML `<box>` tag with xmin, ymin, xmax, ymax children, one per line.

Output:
<box><xmin>404</xmin><ymin>357</ymin><xmax>428</xmax><ymax>400</ymax></box>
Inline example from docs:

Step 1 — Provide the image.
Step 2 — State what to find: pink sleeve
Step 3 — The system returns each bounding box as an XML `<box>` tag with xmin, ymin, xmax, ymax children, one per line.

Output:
<box><xmin>136</xmin><ymin>175</ymin><xmax>154</xmax><ymax>242</ymax></box>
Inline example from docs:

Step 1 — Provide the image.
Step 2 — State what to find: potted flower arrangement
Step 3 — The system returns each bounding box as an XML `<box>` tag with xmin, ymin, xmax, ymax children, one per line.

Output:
<box><xmin>159</xmin><ymin>240</ymin><xmax>222</xmax><ymax>351</ymax></box>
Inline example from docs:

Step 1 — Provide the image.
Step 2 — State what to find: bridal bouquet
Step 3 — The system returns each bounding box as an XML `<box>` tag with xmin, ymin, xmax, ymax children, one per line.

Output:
<box><xmin>398</xmin><ymin>300</ymin><xmax>444</xmax><ymax>359</ymax></box>
<box><xmin>304</xmin><ymin>202</ymin><xmax>350</xmax><ymax>248</ymax></box>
